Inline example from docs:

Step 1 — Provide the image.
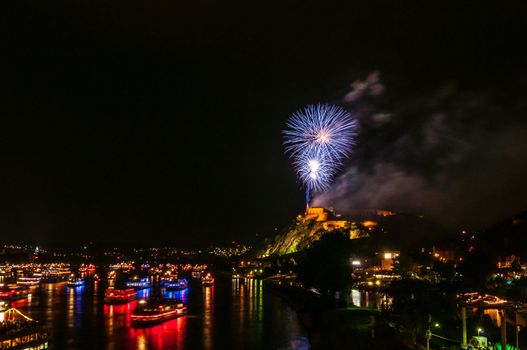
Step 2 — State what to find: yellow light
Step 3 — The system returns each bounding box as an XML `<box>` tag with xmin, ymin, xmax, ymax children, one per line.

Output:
<box><xmin>384</xmin><ymin>253</ymin><xmax>392</xmax><ymax>259</ymax></box>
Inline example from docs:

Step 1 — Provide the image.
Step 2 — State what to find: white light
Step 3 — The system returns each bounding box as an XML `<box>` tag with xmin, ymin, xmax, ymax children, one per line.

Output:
<box><xmin>384</xmin><ymin>253</ymin><xmax>392</xmax><ymax>259</ymax></box>
<box><xmin>352</xmin><ymin>261</ymin><xmax>361</xmax><ymax>266</ymax></box>
<box><xmin>308</xmin><ymin>160</ymin><xmax>320</xmax><ymax>172</ymax></box>
<box><xmin>316</xmin><ymin>131</ymin><xmax>330</xmax><ymax>143</ymax></box>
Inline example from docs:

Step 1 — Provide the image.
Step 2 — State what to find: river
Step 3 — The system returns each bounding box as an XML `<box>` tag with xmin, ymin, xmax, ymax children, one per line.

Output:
<box><xmin>9</xmin><ymin>276</ymin><xmax>309</xmax><ymax>350</ymax></box>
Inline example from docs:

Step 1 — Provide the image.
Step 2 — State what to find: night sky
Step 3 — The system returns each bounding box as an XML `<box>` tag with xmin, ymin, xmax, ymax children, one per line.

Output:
<box><xmin>2</xmin><ymin>1</ymin><xmax>527</xmax><ymax>246</ymax></box>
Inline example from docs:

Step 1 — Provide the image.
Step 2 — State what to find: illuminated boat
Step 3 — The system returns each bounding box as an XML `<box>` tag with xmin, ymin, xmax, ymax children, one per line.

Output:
<box><xmin>104</xmin><ymin>288</ymin><xmax>138</xmax><ymax>304</ymax></box>
<box><xmin>126</xmin><ymin>277</ymin><xmax>151</xmax><ymax>290</ymax></box>
<box><xmin>0</xmin><ymin>300</ymin><xmax>8</xmax><ymax>312</ymax></box>
<box><xmin>131</xmin><ymin>299</ymin><xmax>187</xmax><ymax>326</ymax></box>
<box><xmin>67</xmin><ymin>276</ymin><xmax>86</xmax><ymax>288</ymax></box>
<box><xmin>161</xmin><ymin>277</ymin><xmax>188</xmax><ymax>291</ymax></box>
<box><xmin>107</xmin><ymin>270</ymin><xmax>116</xmax><ymax>281</ymax></box>
<box><xmin>40</xmin><ymin>267</ymin><xmax>71</xmax><ymax>282</ymax></box>
<box><xmin>0</xmin><ymin>308</ymin><xmax>49</xmax><ymax>349</ymax></box>
<box><xmin>0</xmin><ymin>285</ymin><xmax>30</xmax><ymax>301</ymax></box>
<box><xmin>78</xmin><ymin>264</ymin><xmax>96</xmax><ymax>273</ymax></box>
<box><xmin>16</xmin><ymin>277</ymin><xmax>40</xmax><ymax>286</ymax></box>
<box><xmin>201</xmin><ymin>273</ymin><xmax>214</xmax><ymax>286</ymax></box>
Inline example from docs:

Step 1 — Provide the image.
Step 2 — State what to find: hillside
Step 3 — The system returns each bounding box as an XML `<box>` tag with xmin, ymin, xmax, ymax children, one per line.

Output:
<box><xmin>263</xmin><ymin>209</ymin><xmax>455</xmax><ymax>257</ymax></box>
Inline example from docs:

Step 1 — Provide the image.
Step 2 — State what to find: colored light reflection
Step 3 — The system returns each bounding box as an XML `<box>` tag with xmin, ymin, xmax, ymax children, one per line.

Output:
<box><xmin>104</xmin><ymin>298</ymin><xmax>187</xmax><ymax>349</ymax></box>
<box><xmin>203</xmin><ymin>286</ymin><xmax>214</xmax><ymax>349</ymax></box>
<box><xmin>129</xmin><ymin>316</ymin><xmax>186</xmax><ymax>349</ymax></box>
<box><xmin>104</xmin><ymin>301</ymin><xmax>138</xmax><ymax>337</ymax></box>
<box><xmin>137</xmin><ymin>288</ymin><xmax>150</xmax><ymax>300</ymax></box>
<box><xmin>164</xmin><ymin>289</ymin><xmax>187</xmax><ymax>303</ymax></box>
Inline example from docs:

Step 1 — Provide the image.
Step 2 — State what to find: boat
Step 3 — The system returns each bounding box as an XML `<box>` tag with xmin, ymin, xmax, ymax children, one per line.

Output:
<box><xmin>104</xmin><ymin>288</ymin><xmax>138</xmax><ymax>304</ymax></box>
<box><xmin>67</xmin><ymin>276</ymin><xmax>86</xmax><ymax>288</ymax></box>
<box><xmin>0</xmin><ymin>308</ymin><xmax>49</xmax><ymax>349</ymax></box>
<box><xmin>16</xmin><ymin>277</ymin><xmax>40</xmax><ymax>286</ymax></box>
<box><xmin>0</xmin><ymin>285</ymin><xmax>30</xmax><ymax>301</ymax></box>
<box><xmin>107</xmin><ymin>270</ymin><xmax>116</xmax><ymax>281</ymax></box>
<box><xmin>201</xmin><ymin>273</ymin><xmax>214</xmax><ymax>286</ymax></box>
<box><xmin>78</xmin><ymin>264</ymin><xmax>96</xmax><ymax>273</ymax></box>
<box><xmin>131</xmin><ymin>299</ymin><xmax>187</xmax><ymax>326</ymax></box>
<box><xmin>0</xmin><ymin>300</ymin><xmax>8</xmax><ymax>312</ymax></box>
<box><xmin>126</xmin><ymin>277</ymin><xmax>151</xmax><ymax>290</ymax></box>
<box><xmin>160</xmin><ymin>277</ymin><xmax>188</xmax><ymax>291</ymax></box>
<box><xmin>40</xmin><ymin>267</ymin><xmax>71</xmax><ymax>283</ymax></box>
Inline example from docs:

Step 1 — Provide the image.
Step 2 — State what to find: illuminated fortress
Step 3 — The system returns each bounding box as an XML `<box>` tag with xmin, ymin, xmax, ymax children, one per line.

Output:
<box><xmin>302</xmin><ymin>207</ymin><xmax>349</xmax><ymax>231</ymax></box>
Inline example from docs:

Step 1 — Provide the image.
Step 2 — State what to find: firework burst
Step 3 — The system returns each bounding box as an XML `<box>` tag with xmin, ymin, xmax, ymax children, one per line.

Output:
<box><xmin>283</xmin><ymin>104</ymin><xmax>357</xmax><ymax>163</ymax></box>
<box><xmin>283</xmin><ymin>103</ymin><xmax>357</xmax><ymax>205</ymax></box>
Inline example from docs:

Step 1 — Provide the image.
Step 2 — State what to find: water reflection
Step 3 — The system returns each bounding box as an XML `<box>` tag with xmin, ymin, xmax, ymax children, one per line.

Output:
<box><xmin>348</xmin><ymin>288</ymin><xmax>392</xmax><ymax>310</ymax></box>
<box><xmin>203</xmin><ymin>286</ymin><xmax>214</xmax><ymax>349</ymax></box>
<box><xmin>12</xmin><ymin>277</ymin><xmax>307</xmax><ymax>350</ymax></box>
<box><xmin>130</xmin><ymin>317</ymin><xmax>187</xmax><ymax>350</ymax></box>
<box><xmin>104</xmin><ymin>301</ymin><xmax>137</xmax><ymax>340</ymax></box>
<box><xmin>483</xmin><ymin>309</ymin><xmax>502</xmax><ymax>327</ymax></box>
<box><xmin>137</xmin><ymin>289</ymin><xmax>150</xmax><ymax>300</ymax></box>
<box><xmin>164</xmin><ymin>289</ymin><xmax>187</xmax><ymax>303</ymax></box>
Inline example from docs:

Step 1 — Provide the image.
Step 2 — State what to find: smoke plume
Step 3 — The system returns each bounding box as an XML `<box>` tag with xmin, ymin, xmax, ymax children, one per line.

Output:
<box><xmin>314</xmin><ymin>73</ymin><xmax>527</xmax><ymax>231</ymax></box>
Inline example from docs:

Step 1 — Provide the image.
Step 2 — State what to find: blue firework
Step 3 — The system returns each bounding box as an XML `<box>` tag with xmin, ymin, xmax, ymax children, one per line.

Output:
<box><xmin>292</xmin><ymin>154</ymin><xmax>336</xmax><ymax>192</ymax></box>
<box><xmin>283</xmin><ymin>104</ymin><xmax>357</xmax><ymax>164</ymax></box>
<box><xmin>283</xmin><ymin>103</ymin><xmax>357</xmax><ymax>196</ymax></box>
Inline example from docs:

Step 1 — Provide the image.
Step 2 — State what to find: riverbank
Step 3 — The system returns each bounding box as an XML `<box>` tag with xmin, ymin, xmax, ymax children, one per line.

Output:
<box><xmin>267</xmin><ymin>282</ymin><xmax>411</xmax><ymax>349</ymax></box>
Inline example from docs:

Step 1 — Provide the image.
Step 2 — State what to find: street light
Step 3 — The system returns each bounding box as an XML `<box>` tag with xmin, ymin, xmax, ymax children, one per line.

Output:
<box><xmin>477</xmin><ymin>328</ymin><xmax>483</xmax><ymax>336</ymax></box>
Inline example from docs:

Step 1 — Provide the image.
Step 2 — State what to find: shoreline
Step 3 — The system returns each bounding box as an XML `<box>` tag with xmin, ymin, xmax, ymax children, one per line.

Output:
<box><xmin>266</xmin><ymin>282</ymin><xmax>411</xmax><ymax>349</ymax></box>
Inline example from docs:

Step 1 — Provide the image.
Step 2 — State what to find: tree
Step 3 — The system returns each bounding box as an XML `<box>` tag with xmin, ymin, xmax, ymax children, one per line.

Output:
<box><xmin>297</xmin><ymin>231</ymin><xmax>352</xmax><ymax>300</ymax></box>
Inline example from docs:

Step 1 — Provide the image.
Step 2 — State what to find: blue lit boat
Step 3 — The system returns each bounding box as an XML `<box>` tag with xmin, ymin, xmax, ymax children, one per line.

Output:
<box><xmin>67</xmin><ymin>276</ymin><xmax>86</xmax><ymax>287</ymax></box>
<box><xmin>126</xmin><ymin>277</ymin><xmax>151</xmax><ymax>290</ymax></box>
<box><xmin>160</xmin><ymin>278</ymin><xmax>188</xmax><ymax>291</ymax></box>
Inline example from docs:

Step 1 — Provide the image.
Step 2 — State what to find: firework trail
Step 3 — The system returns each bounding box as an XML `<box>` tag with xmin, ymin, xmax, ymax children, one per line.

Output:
<box><xmin>283</xmin><ymin>103</ymin><xmax>357</xmax><ymax>206</ymax></box>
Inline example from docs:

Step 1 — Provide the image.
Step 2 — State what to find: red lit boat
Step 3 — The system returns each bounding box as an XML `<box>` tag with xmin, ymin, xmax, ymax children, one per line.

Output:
<box><xmin>104</xmin><ymin>288</ymin><xmax>138</xmax><ymax>304</ymax></box>
<box><xmin>0</xmin><ymin>285</ymin><xmax>30</xmax><ymax>301</ymax></box>
<box><xmin>131</xmin><ymin>299</ymin><xmax>187</xmax><ymax>326</ymax></box>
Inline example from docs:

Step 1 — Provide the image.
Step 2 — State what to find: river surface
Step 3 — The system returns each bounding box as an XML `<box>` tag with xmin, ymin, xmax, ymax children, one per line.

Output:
<box><xmin>9</xmin><ymin>276</ymin><xmax>309</xmax><ymax>350</ymax></box>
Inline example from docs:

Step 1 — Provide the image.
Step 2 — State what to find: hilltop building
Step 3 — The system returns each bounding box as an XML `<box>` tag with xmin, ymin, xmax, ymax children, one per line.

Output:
<box><xmin>301</xmin><ymin>207</ymin><xmax>349</xmax><ymax>231</ymax></box>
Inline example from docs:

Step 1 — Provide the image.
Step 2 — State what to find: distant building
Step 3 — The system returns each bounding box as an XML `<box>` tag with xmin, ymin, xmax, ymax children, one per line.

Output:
<box><xmin>497</xmin><ymin>254</ymin><xmax>520</xmax><ymax>269</ymax></box>
<box><xmin>381</xmin><ymin>251</ymin><xmax>400</xmax><ymax>271</ymax></box>
<box><xmin>432</xmin><ymin>247</ymin><xmax>460</xmax><ymax>262</ymax></box>
<box><xmin>303</xmin><ymin>207</ymin><xmax>349</xmax><ymax>232</ymax></box>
